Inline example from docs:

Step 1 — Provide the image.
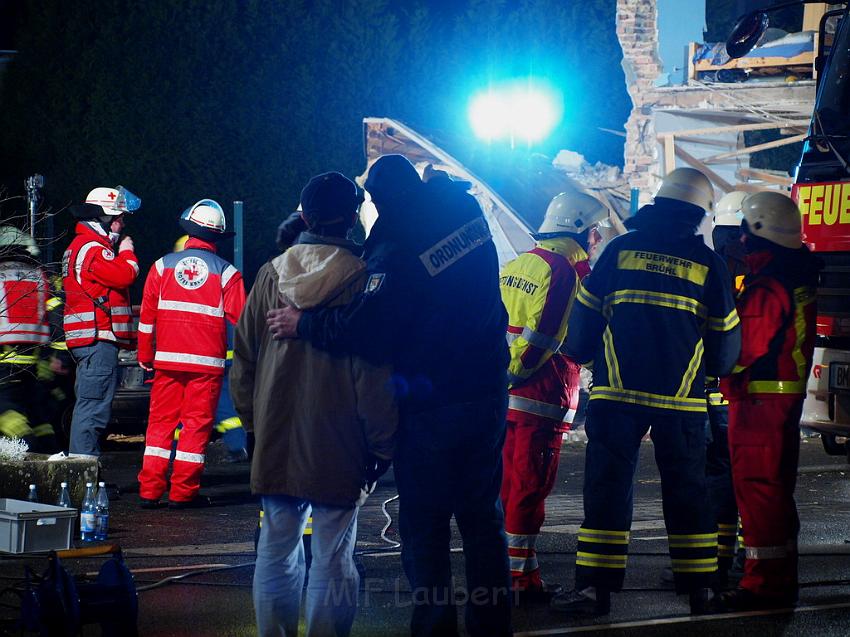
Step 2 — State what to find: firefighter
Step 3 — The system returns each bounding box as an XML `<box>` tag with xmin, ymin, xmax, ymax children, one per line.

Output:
<box><xmin>63</xmin><ymin>187</ymin><xmax>140</xmax><ymax>458</ymax></box>
<box><xmin>551</xmin><ymin>167</ymin><xmax>741</xmax><ymax>616</ymax></box>
<box><xmin>715</xmin><ymin>191</ymin><xmax>820</xmax><ymax>611</ymax></box>
<box><xmin>136</xmin><ymin>200</ymin><xmax>246</xmax><ymax>508</ymax></box>
<box><xmin>707</xmin><ymin>191</ymin><xmax>749</xmax><ymax>583</ymax></box>
<box><xmin>499</xmin><ymin>189</ymin><xmax>608</xmax><ymax>601</ymax></box>
<box><xmin>0</xmin><ymin>226</ymin><xmax>58</xmax><ymax>452</ymax></box>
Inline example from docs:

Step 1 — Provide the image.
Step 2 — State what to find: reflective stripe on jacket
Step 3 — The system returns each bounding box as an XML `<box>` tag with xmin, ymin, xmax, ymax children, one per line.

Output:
<box><xmin>565</xmin><ymin>208</ymin><xmax>741</xmax><ymax>415</ymax></box>
<box><xmin>138</xmin><ymin>237</ymin><xmax>246</xmax><ymax>375</ymax></box>
<box><xmin>720</xmin><ymin>248</ymin><xmax>820</xmax><ymax>400</ymax></box>
<box><xmin>501</xmin><ymin>237</ymin><xmax>588</xmax><ymax>425</ymax></box>
<box><xmin>62</xmin><ymin>222</ymin><xmax>138</xmax><ymax>349</ymax></box>
<box><xmin>0</xmin><ymin>260</ymin><xmax>50</xmax><ymax>347</ymax></box>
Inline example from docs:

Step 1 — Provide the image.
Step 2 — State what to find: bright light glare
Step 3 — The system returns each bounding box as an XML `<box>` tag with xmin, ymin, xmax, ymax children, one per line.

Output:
<box><xmin>468</xmin><ymin>82</ymin><xmax>562</xmax><ymax>144</ymax></box>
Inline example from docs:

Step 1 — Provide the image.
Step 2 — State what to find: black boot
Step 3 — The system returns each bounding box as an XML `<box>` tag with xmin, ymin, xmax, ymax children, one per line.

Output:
<box><xmin>550</xmin><ymin>586</ymin><xmax>611</xmax><ymax>615</ymax></box>
<box><xmin>689</xmin><ymin>587</ymin><xmax>716</xmax><ymax>615</ymax></box>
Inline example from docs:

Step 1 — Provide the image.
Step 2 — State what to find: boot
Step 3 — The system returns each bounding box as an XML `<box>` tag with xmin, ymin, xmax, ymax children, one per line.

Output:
<box><xmin>550</xmin><ymin>586</ymin><xmax>611</xmax><ymax>615</ymax></box>
<box><xmin>689</xmin><ymin>587</ymin><xmax>716</xmax><ymax>615</ymax></box>
<box><xmin>714</xmin><ymin>587</ymin><xmax>796</xmax><ymax>611</ymax></box>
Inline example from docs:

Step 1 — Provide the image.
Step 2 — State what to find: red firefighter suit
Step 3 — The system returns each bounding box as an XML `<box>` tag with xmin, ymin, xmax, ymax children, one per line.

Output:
<box><xmin>721</xmin><ymin>246</ymin><xmax>820</xmax><ymax>603</ymax></box>
<box><xmin>499</xmin><ymin>237</ymin><xmax>590</xmax><ymax>591</ymax></box>
<box><xmin>137</xmin><ymin>237</ymin><xmax>246</xmax><ymax>503</ymax></box>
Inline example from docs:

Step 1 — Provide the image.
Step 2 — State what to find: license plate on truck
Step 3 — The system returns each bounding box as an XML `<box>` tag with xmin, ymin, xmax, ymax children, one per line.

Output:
<box><xmin>829</xmin><ymin>362</ymin><xmax>850</xmax><ymax>392</ymax></box>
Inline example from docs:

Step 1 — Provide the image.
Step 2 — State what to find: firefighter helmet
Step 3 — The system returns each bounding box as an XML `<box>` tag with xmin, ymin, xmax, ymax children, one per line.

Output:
<box><xmin>655</xmin><ymin>168</ymin><xmax>715</xmax><ymax>212</ymax></box>
<box><xmin>714</xmin><ymin>191</ymin><xmax>747</xmax><ymax>227</ymax></box>
<box><xmin>741</xmin><ymin>191</ymin><xmax>802</xmax><ymax>249</ymax></box>
<box><xmin>0</xmin><ymin>225</ymin><xmax>39</xmax><ymax>257</ymax></box>
<box><xmin>179</xmin><ymin>199</ymin><xmax>235</xmax><ymax>242</ymax></box>
<box><xmin>538</xmin><ymin>191</ymin><xmax>608</xmax><ymax>235</ymax></box>
<box><xmin>85</xmin><ymin>186</ymin><xmax>141</xmax><ymax>216</ymax></box>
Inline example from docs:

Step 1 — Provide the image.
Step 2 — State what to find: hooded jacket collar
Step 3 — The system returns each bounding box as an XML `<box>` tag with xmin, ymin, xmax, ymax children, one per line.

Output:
<box><xmin>272</xmin><ymin>236</ymin><xmax>365</xmax><ymax>310</ymax></box>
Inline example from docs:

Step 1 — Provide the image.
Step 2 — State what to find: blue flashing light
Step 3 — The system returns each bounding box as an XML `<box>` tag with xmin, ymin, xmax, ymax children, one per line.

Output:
<box><xmin>468</xmin><ymin>80</ymin><xmax>562</xmax><ymax>145</ymax></box>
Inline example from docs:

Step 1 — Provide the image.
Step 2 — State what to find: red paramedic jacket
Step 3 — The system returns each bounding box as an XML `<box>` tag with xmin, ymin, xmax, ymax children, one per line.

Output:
<box><xmin>0</xmin><ymin>259</ymin><xmax>50</xmax><ymax>348</ymax></box>
<box><xmin>720</xmin><ymin>248</ymin><xmax>820</xmax><ymax>402</ymax></box>
<box><xmin>62</xmin><ymin>222</ymin><xmax>139</xmax><ymax>349</ymax></box>
<box><xmin>137</xmin><ymin>237</ymin><xmax>246</xmax><ymax>375</ymax></box>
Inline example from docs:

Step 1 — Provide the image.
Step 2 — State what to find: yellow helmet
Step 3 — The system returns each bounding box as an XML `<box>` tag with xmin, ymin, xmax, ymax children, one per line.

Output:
<box><xmin>741</xmin><ymin>191</ymin><xmax>802</xmax><ymax>249</ymax></box>
<box><xmin>174</xmin><ymin>235</ymin><xmax>189</xmax><ymax>252</ymax></box>
<box><xmin>655</xmin><ymin>168</ymin><xmax>715</xmax><ymax>212</ymax></box>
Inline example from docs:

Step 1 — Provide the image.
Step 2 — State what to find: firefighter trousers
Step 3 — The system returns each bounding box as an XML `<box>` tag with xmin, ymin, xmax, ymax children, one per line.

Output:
<box><xmin>138</xmin><ymin>369</ymin><xmax>222</xmax><ymax>503</ymax></box>
<box><xmin>500</xmin><ymin>416</ymin><xmax>563</xmax><ymax>588</ymax></box>
<box><xmin>706</xmin><ymin>403</ymin><xmax>738</xmax><ymax>572</ymax></box>
<box><xmin>728</xmin><ymin>396</ymin><xmax>801</xmax><ymax>601</ymax></box>
<box><xmin>576</xmin><ymin>401</ymin><xmax>717</xmax><ymax>594</ymax></box>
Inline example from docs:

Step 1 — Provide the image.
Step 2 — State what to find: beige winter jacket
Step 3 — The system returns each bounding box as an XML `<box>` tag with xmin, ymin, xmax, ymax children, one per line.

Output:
<box><xmin>230</xmin><ymin>238</ymin><xmax>397</xmax><ymax>506</ymax></box>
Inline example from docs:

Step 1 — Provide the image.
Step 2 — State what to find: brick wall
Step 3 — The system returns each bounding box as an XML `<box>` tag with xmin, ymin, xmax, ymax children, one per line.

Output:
<box><xmin>617</xmin><ymin>0</ymin><xmax>662</xmax><ymax>198</ymax></box>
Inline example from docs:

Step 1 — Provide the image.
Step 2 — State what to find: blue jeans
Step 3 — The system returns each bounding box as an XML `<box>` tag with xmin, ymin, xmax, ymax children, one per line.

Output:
<box><xmin>253</xmin><ymin>495</ymin><xmax>359</xmax><ymax>637</ymax></box>
<box><xmin>394</xmin><ymin>396</ymin><xmax>512</xmax><ymax>637</ymax></box>
<box><xmin>69</xmin><ymin>342</ymin><xmax>119</xmax><ymax>456</ymax></box>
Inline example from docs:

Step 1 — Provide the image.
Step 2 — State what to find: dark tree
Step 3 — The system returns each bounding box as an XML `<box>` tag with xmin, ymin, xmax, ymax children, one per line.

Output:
<box><xmin>0</xmin><ymin>0</ymin><xmax>628</xmax><ymax>283</ymax></box>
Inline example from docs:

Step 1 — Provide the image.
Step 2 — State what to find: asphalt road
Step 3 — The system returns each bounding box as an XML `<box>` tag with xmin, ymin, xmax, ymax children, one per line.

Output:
<box><xmin>2</xmin><ymin>433</ymin><xmax>850</xmax><ymax>636</ymax></box>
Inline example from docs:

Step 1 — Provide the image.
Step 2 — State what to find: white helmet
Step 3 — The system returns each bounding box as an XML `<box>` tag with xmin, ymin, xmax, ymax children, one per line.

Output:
<box><xmin>538</xmin><ymin>191</ymin><xmax>608</xmax><ymax>235</ymax></box>
<box><xmin>714</xmin><ymin>191</ymin><xmax>748</xmax><ymax>227</ymax></box>
<box><xmin>0</xmin><ymin>225</ymin><xmax>39</xmax><ymax>257</ymax></box>
<box><xmin>85</xmin><ymin>186</ymin><xmax>141</xmax><ymax>216</ymax></box>
<box><xmin>655</xmin><ymin>168</ymin><xmax>715</xmax><ymax>212</ymax></box>
<box><xmin>741</xmin><ymin>191</ymin><xmax>802</xmax><ymax>249</ymax></box>
<box><xmin>179</xmin><ymin>199</ymin><xmax>234</xmax><ymax>241</ymax></box>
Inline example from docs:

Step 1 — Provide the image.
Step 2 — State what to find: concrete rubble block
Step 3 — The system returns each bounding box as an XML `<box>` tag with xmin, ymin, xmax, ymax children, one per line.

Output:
<box><xmin>0</xmin><ymin>454</ymin><xmax>98</xmax><ymax>506</ymax></box>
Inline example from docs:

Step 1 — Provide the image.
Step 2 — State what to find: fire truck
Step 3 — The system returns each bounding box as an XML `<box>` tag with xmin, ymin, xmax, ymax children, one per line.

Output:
<box><xmin>728</xmin><ymin>2</ymin><xmax>850</xmax><ymax>458</ymax></box>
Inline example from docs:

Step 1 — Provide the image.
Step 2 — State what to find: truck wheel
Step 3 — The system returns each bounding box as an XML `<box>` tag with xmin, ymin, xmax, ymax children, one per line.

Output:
<box><xmin>821</xmin><ymin>433</ymin><xmax>846</xmax><ymax>456</ymax></box>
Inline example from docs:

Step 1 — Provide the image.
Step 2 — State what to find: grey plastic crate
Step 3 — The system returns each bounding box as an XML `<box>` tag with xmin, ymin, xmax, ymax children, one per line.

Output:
<box><xmin>0</xmin><ymin>499</ymin><xmax>77</xmax><ymax>553</ymax></box>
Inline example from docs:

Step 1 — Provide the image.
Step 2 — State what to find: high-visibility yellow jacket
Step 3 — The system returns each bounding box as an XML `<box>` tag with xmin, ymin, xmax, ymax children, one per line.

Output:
<box><xmin>500</xmin><ymin>237</ymin><xmax>589</xmax><ymax>425</ymax></box>
<box><xmin>566</xmin><ymin>206</ymin><xmax>741</xmax><ymax>415</ymax></box>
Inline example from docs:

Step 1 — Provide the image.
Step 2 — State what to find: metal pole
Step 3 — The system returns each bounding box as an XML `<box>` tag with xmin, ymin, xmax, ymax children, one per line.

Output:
<box><xmin>630</xmin><ymin>187</ymin><xmax>640</xmax><ymax>216</ymax></box>
<box><xmin>233</xmin><ymin>200</ymin><xmax>244</xmax><ymax>273</ymax></box>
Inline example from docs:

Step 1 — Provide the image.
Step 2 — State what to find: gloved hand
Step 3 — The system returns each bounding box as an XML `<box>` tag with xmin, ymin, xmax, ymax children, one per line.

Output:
<box><xmin>365</xmin><ymin>454</ymin><xmax>392</xmax><ymax>487</ymax></box>
<box><xmin>119</xmin><ymin>236</ymin><xmax>134</xmax><ymax>252</ymax></box>
<box><xmin>276</xmin><ymin>213</ymin><xmax>307</xmax><ymax>252</ymax></box>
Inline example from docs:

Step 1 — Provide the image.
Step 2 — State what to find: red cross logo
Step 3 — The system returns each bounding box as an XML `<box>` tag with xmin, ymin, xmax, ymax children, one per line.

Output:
<box><xmin>107</xmin><ymin>191</ymin><xmax>116</xmax><ymax>200</ymax></box>
<box><xmin>182</xmin><ymin>266</ymin><xmax>200</xmax><ymax>281</ymax></box>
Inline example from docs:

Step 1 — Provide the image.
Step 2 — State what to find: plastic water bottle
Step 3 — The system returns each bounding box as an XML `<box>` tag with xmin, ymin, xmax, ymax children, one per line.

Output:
<box><xmin>57</xmin><ymin>482</ymin><xmax>72</xmax><ymax>509</ymax></box>
<box><xmin>95</xmin><ymin>481</ymin><xmax>109</xmax><ymax>541</ymax></box>
<box><xmin>27</xmin><ymin>484</ymin><xmax>38</xmax><ymax>503</ymax></box>
<box><xmin>80</xmin><ymin>483</ymin><xmax>96</xmax><ymax>542</ymax></box>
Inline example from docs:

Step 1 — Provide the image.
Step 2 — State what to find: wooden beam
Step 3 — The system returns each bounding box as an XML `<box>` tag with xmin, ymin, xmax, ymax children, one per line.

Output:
<box><xmin>673</xmin><ymin>146</ymin><xmax>734</xmax><ymax>193</ymax></box>
<box><xmin>665</xmin><ymin>135</ymin><xmax>736</xmax><ymax>148</ymax></box>
<box><xmin>658</xmin><ymin>120</ymin><xmax>808</xmax><ymax>138</ymax></box>
<box><xmin>663</xmin><ymin>135</ymin><xmax>676</xmax><ymax>175</ymax></box>
<box><xmin>702</xmin><ymin>133</ymin><xmax>807</xmax><ymax>164</ymax></box>
<box><xmin>803</xmin><ymin>3</ymin><xmax>828</xmax><ymax>31</ymax></box>
<box><xmin>736</xmin><ymin>168</ymin><xmax>794</xmax><ymax>186</ymax></box>
<box><xmin>599</xmin><ymin>127</ymin><xmax>627</xmax><ymax>138</ymax></box>
<box><xmin>688</xmin><ymin>41</ymin><xmax>696</xmax><ymax>82</ymax></box>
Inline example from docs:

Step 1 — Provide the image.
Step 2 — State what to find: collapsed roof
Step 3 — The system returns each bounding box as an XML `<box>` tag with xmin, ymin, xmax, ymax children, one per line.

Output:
<box><xmin>360</xmin><ymin>117</ymin><xmax>629</xmax><ymax>265</ymax></box>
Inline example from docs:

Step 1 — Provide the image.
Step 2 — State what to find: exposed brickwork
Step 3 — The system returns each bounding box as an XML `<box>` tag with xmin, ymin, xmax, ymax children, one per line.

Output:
<box><xmin>617</xmin><ymin>0</ymin><xmax>663</xmax><ymax>198</ymax></box>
